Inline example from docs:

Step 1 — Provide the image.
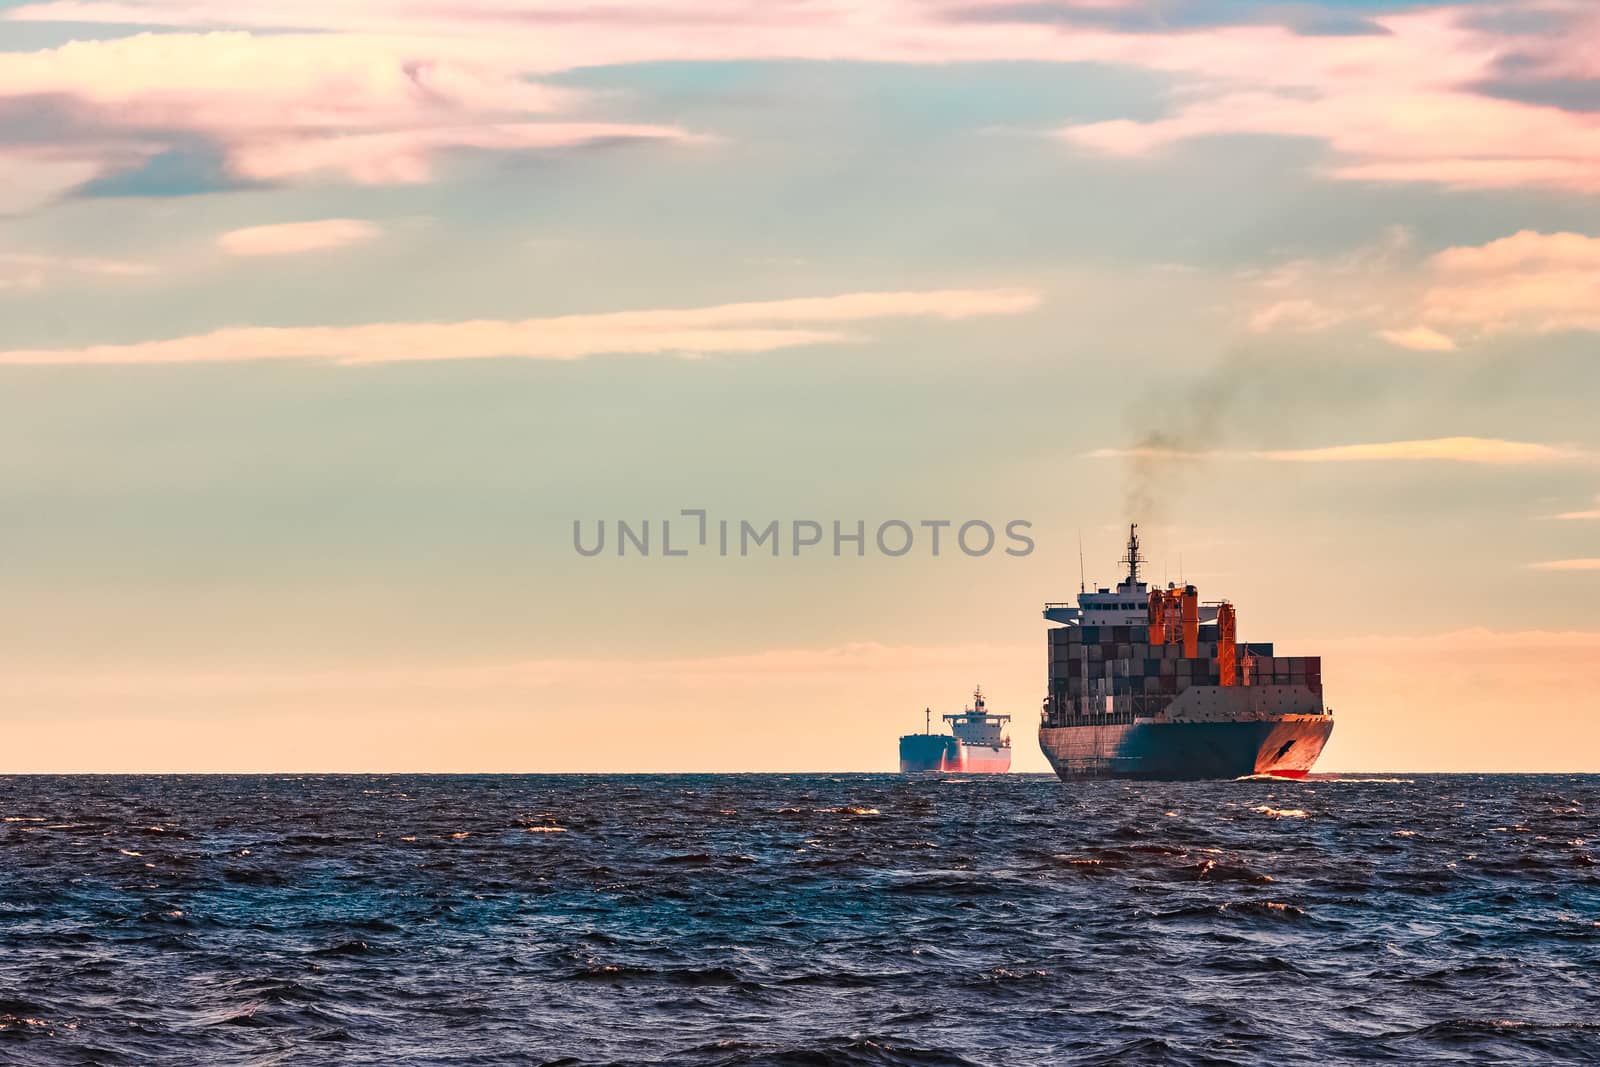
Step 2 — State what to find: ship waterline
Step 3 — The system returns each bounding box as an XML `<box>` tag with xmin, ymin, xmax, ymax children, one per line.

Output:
<box><xmin>1039</xmin><ymin>716</ymin><xmax>1333</xmax><ymax>780</ymax></box>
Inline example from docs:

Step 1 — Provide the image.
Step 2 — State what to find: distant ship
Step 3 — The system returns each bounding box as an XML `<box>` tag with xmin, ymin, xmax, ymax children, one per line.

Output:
<box><xmin>899</xmin><ymin>687</ymin><xmax>1012</xmax><ymax>773</ymax></box>
<box><xmin>1039</xmin><ymin>524</ymin><xmax>1334</xmax><ymax>780</ymax></box>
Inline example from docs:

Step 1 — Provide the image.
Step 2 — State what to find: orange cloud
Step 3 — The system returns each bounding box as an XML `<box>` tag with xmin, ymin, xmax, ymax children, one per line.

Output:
<box><xmin>1239</xmin><ymin>228</ymin><xmax>1600</xmax><ymax>349</ymax></box>
<box><xmin>1321</xmin><ymin>629</ymin><xmax>1600</xmax><ymax>771</ymax></box>
<box><xmin>1376</xmin><ymin>325</ymin><xmax>1456</xmax><ymax>351</ymax></box>
<box><xmin>1091</xmin><ymin>437</ymin><xmax>1587</xmax><ymax>465</ymax></box>
<box><xmin>1258</xmin><ymin>438</ymin><xmax>1586</xmax><ymax>464</ymax></box>
<box><xmin>1419</xmin><ymin>231</ymin><xmax>1600</xmax><ymax>337</ymax></box>
<box><xmin>0</xmin><ymin>640</ymin><xmax>1035</xmax><ymax>772</ymax></box>
<box><xmin>6</xmin><ymin>630</ymin><xmax>1597</xmax><ymax>772</ymax></box>
<box><xmin>1433</xmin><ymin>230</ymin><xmax>1600</xmax><ymax>273</ymax></box>
<box><xmin>1527</xmin><ymin>559</ymin><xmax>1600</xmax><ymax>571</ymax></box>
<box><xmin>0</xmin><ymin>288</ymin><xmax>1041</xmax><ymax>365</ymax></box>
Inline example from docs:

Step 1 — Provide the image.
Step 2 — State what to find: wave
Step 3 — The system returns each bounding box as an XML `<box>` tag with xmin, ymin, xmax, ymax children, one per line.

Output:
<box><xmin>5</xmin><ymin>772</ymin><xmax>1597</xmax><ymax>1065</ymax></box>
<box><xmin>1251</xmin><ymin>805</ymin><xmax>1310</xmax><ymax>818</ymax></box>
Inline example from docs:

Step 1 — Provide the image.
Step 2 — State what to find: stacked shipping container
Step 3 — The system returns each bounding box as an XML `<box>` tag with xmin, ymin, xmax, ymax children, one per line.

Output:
<box><xmin>1046</xmin><ymin>622</ymin><xmax>1320</xmax><ymax>726</ymax></box>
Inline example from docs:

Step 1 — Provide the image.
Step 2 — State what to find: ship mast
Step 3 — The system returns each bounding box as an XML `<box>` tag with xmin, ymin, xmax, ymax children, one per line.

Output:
<box><xmin>1078</xmin><ymin>530</ymin><xmax>1086</xmax><ymax>594</ymax></box>
<box><xmin>1119</xmin><ymin>522</ymin><xmax>1145</xmax><ymax>585</ymax></box>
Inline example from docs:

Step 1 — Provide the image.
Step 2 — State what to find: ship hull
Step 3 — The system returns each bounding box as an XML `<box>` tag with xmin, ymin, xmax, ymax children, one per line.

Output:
<box><xmin>899</xmin><ymin>734</ymin><xmax>956</xmax><ymax>773</ymax></box>
<box><xmin>899</xmin><ymin>735</ymin><xmax>1010</xmax><ymax>774</ymax></box>
<box><xmin>1038</xmin><ymin>715</ymin><xmax>1331</xmax><ymax>781</ymax></box>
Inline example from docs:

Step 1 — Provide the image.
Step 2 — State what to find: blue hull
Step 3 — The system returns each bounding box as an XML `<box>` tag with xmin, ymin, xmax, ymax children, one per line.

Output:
<box><xmin>1038</xmin><ymin>718</ymin><xmax>1332</xmax><ymax>780</ymax></box>
<box><xmin>899</xmin><ymin>734</ymin><xmax>957</xmax><ymax>773</ymax></box>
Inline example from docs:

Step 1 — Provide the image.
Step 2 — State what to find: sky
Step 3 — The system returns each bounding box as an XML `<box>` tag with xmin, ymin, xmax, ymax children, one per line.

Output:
<box><xmin>1</xmin><ymin>0</ymin><xmax>1598</xmax><ymax>772</ymax></box>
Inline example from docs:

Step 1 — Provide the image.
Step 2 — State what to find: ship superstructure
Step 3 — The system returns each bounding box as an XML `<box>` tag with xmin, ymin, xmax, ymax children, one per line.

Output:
<box><xmin>899</xmin><ymin>687</ymin><xmax>1012</xmax><ymax>773</ymax></box>
<box><xmin>1039</xmin><ymin>525</ymin><xmax>1333</xmax><ymax>780</ymax></box>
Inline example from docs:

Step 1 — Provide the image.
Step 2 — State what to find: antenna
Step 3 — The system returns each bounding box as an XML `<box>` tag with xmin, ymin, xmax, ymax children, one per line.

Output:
<box><xmin>1077</xmin><ymin>530</ymin><xmax>1086</xmax><ymax>594</ymax></box>
<box><xmin>1119</xmin><ymin>522</ymin><xmax>1145</xmax><ymax>585</ymax></box>
<box><xmin>925</xmin><ymin>707</ymin><xmax>931</xmax><ymax>734</ymax></box>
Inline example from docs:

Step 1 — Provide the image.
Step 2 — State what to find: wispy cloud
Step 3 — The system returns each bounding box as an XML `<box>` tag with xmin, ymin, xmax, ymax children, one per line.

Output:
<box><xmin>0</xmin><ymin>288</ymin><xmax>1041</xmax><ymax>366</ymax></box>
<box><xmin>218</xmin><ymin>219</ymin><xmax>380</xmax><ymax>257</ymax></box>
<box><xmin>1091</xmin><ymin>437</ymin><xmax>1588</xmax><ymax>465</ymax></box>
<box><xmin>0</xmin><ymin>251</ymin><xmax>152</xmax><ymax>290</ymax></box>
<box><xmin>1240</xmin><ymin>225</ymin><xmax>1414</xmax><ymax>340</ymax></box>
<box><xmin>0</xmin><ymin>640</ymin><xmax>1024</xmax><ymax>697</ymax></box>
<box><xmin>1527</xmin><ymin>559</ymin><xmax>1600</xmax><ymax>571</ymax></box>
<box><xmin>1551</xmin><ymin>495</ymin><xmax>1600</xmax><ymax>521</ymax></box>
<box><xmin>1247</xmin><ymin>298</ymin><xmax>1347</xmax><ymax>334</ymax></box>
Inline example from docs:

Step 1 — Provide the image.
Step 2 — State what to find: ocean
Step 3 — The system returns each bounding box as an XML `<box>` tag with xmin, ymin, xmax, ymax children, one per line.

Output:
<box><xmin>0</xmin><ymin>773</ymin><xmax>1596</xmax><ymax>1065</ymax></box>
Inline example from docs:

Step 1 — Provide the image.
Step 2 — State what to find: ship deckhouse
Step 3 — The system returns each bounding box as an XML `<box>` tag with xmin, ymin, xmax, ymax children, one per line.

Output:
<box><xmin>944</xmin><ymin>686</ymin><xmax>1011</xmax><ymax>749</ymax></box>
<box><xmin>1044</xmin><ymin>525</ymin><xmax>1218</xmax><ymax>627</ymax></box>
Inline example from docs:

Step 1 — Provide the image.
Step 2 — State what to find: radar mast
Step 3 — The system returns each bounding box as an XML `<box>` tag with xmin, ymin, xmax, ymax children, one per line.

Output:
<box><xmin>1119</xmin><ymin>523</ymin><xmax>1145</xmax><ymax>586</ymax></box>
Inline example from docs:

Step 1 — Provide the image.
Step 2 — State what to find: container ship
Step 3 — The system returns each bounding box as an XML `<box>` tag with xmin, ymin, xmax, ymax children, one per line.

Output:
<box><xmin>899</xmin><ymin>687</ymin><xmax>1012</xmax><ymax>773</ymax></box>
<box><xmin>1039</xmin><ymin>525</ymin><xmax>1333</xmax><ymax>780</ymax></box>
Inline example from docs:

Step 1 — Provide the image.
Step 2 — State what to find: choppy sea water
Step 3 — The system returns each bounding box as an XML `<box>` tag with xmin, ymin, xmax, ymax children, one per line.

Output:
<box><xmin>1</xmin><ymin>774</ymin><xmax>1597</xmax><ymax>1066</ymax></box>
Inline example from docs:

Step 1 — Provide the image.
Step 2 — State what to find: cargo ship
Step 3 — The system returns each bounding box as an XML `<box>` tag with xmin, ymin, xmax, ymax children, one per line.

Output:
<box><xmin>899</xmin><ymin>687</ymin><xmax>1012</xmax><ymax>773</ymax></box>
<box><xmin>1039</xmin><ymin>525</ymin><xmax>1333</xmax><ymax>780</ymax></box>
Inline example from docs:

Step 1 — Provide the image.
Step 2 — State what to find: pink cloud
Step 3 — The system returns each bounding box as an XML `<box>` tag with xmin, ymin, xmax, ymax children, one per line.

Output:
<box><xmin>1050</xmin><ymin>9</ymin><xmax>1600</xmax><ymax>192</ymax></box>
<box><xmin>0</xmin><ymin>30</ymin><xmax>697</xmax><ymax>197</ymax></box>
<box><xmin>1064</xmin><ymin>81</ymin><xmax>1600</xmax><ymax>193</ymax></box>
<box><xmin>0</xmin><ymin>288</ymin><xmax>1041</xmax><ymax>365</ymax></box>
<box><xmin>4</xmin><ymin>3</ymin><xmax>1598</xmax><ymax>195</ymax></box>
